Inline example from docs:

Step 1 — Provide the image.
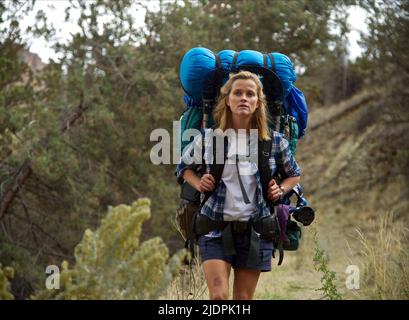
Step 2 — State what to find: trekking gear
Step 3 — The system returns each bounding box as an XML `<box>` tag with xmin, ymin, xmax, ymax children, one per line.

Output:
<box><xmin>178</xmin><ymin>47</ymin><xmax>309</xmax><ymax>156</ymax></box>
<box><xmin>180</xmin><ymin>48</ymin><xmax>296</xmax><ymax>106</ymax></box>
<box><xmin>176</xmin><ymin>47</ymin><xmax>313</xmax><ymax>266</ymax></box>
<box><xmin>287</xmin><ymin>86</ymin><xmax>308</xmax><ymax>139</ymax></box>
<box><xmin>293</xmin><ymin>206</ymin><xmax>315</xmax><ymax>227</ymax></box>
<box><xmin>285</xmin><ymin>220</ymin><xmax>302</xmax><ymax>251</ymax></box>
<box><xmin>176</xmin><ymin>199</ymin><xmax>199</xmax><ymax>242</ymax></box>
<box><xmin>191</xmin><ymin>203</ymin><xmax>281</xmax><ymax>266</ymax></box>
<box><xmin>275</xmin><ymin>203</ymin><xmax>302</xmax><ymax>251</ymax></box>
<box><xmin>179</xmin><ymin>131</ymin><xmax>293</xmax><ymax>265</ymax></box>
<box><xmin>284</xmin><ymin>183</ymin><xmax>315</xmax><ymax>226</ymax></box>
<box><xmin>176</xmin><ymin>129</ymin><xmax>309</xmax><ymax>266</ymax></box>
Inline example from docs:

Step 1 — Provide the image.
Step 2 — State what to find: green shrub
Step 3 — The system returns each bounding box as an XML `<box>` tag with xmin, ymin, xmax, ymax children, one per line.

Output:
<box><xmin>0</xmin><ymin>263</ymin><xmax>14</xmax><ymax>300</ymax></box>
<box><xmin>33</xmin><ymin>198</ymin><xmax>185</xmax><ymax>299</ymax></box>
<box><xmin>312</xmin><ymin>229</ymin><xmax>343</xmax><ymax>300</ymax></box>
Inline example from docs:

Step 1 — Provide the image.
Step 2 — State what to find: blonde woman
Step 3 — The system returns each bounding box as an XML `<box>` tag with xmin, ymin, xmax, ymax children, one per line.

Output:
<box><xmin>176</xmin><ymin>71</ymin><xmax>301</xmax><ymax>300</ymax></box>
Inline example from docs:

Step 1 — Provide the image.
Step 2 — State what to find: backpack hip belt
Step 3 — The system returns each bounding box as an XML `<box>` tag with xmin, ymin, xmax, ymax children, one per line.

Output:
<box><xmin>194</xmin><ymin>213</ymin><xmax>279</xmax><ymax>238</ymax></box>
<box><xmin>193</xmin><ymin>213</ymin><xmax>280</xmax><ymax>266</ymax></box>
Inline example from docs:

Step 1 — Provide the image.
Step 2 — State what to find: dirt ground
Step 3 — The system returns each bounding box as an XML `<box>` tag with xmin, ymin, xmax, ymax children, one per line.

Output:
<box><xmin>253</xmin><ymin>89</ymin><xmax>409</xmax><ymax>299</ymax></box>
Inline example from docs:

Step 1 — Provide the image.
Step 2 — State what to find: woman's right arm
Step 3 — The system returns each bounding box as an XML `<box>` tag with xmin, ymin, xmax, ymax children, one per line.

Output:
<box><xmin>183</xmin><ymin>169</ymin><xmax>215</xmax><ymax>193</ymax></box>
<box><xmin>182</xmin><ymin>169</ymin><xmax>201</xmax><ymax>191</ymax></box>
<box><xmin>176</xmin><ymin>132</ymin><xmax>215</xmax><ymax>192</ymax></box>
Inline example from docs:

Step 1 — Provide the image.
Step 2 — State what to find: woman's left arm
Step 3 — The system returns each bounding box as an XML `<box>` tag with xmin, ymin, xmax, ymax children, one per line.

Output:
<box><xmin>270</xmin><ymin>133</ymin><xmax>302</xmax><ymax>199</ymax></box>
<box><xmin>267</xmin><ymin>175</ymin><xmax>300</xmax><ymax>201</ymax></box>
<box><xmin>278</xmin><ymin>175</ymin><xmax>300</xmax><ymax>196</ymax></box>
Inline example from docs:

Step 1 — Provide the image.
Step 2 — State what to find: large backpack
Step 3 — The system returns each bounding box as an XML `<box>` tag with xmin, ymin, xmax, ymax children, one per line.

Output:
<box><xmin>178</xmin><ymin>47</ymin><xmax>309</xmax><ymax>156</ymax></box>
<box><xmin>175</xmin><ymin>47</ymin><xmax>313</xmax><ymax>264</ymax></box>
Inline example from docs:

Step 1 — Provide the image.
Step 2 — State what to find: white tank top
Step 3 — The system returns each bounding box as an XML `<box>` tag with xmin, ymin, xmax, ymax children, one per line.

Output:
<box><xmin>222</xmin><ymin>132</ymin><xmax>258</xmax><ymax>221</ymax></box>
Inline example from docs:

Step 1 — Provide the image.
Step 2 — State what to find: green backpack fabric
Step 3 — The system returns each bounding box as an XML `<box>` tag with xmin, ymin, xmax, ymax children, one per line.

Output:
<box><xmin>179</xmin><ymin>106</ymin><xmax>215</xmax><ymax>156</ymax></box>
<box><xmin>283</xmin><ymin>220</ymin><xmax>302</xmax><ymax>251</ymax></box>
<box><xmin>271</xmin><ymin>114</ymin><xmax>299</xmax><ymax>156</ymax></box>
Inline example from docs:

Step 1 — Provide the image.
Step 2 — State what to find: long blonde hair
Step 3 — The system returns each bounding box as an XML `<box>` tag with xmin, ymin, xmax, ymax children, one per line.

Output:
<box><xmin>213</xmin><ymin>70</ymin><xmax>271</xmax><ymax>140</ymax></box>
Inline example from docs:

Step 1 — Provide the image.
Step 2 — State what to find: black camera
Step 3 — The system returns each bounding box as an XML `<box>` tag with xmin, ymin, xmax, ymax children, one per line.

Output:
<box><xmin>292</xmin><ymin>206</ymin><xmax>315</xmax><ymax>226</ymax></box>
<box><xmin>287</xmin><ymin>184</ymin><xmax>315</xmax><ymax>226</ymax></box>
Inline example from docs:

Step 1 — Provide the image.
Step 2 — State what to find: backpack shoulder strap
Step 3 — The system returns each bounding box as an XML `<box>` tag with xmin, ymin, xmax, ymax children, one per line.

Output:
<box><xmin>258</xmin><ymin>138</ymin><xmax>273</xmax><ymax>205</ymax></box>
<box><xmin>267</xmin><ymin>53</ymin><xmax>275</xmax><ymax>71</ymax></box>
<box><xmin>202</xmin><ymin>131</ymin><xmax>227</xmax><ymax>205</ymax></box>
<box><xmin>258</xmin><ymin>136</ymin><xmax>285</xmax><ymax>265</ymax></box>
<box><xmin>202</xmin><ymin>54</ymin><xmax>224</xmax><ymax>129</ymax></box>
<box><xmin>231</xmin><ymin>51</ymin><xmax>239</xmax><ymax>72</ymax></box>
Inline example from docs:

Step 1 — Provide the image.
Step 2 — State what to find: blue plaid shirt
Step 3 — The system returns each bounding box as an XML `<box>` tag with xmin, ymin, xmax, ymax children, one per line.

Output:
<box><xmin>175</xmin><ymin>129</ymin><xmax>301</xmax><ymax>224</ymax></box>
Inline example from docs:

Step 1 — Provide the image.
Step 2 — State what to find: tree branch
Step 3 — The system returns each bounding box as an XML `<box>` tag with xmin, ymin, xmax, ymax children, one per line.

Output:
<box><xmin>12</xmin><ymin>207</ymin><xmax>71</xmax><ymax>256</ymax></box>
<box><xmin>60</xmin><ymin>95</ymin><xmax>86</xmax><ymax>132</ymax></box>
<box><xmin>0</xmin><ymin>159</ymin><xmax>32</xmax><ymax>220</ymax></box>
<box><xmin>0</xmin><ymin>96</ymin><xmax>87</xmax><ymax>220</ymax></box>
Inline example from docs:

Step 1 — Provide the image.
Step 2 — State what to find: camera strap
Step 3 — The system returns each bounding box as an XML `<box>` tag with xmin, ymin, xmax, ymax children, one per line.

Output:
<box><xmin>235</xmin><ymin>154</ymin><xmax>251</xmax><ymax>204</ymax></box>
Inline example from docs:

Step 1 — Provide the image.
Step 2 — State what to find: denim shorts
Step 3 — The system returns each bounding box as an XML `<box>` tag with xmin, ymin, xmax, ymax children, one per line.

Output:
<box><xmin>197</xmin><ymin>232</ymin><xmax>274</xmax><ymax>272</ymax></box>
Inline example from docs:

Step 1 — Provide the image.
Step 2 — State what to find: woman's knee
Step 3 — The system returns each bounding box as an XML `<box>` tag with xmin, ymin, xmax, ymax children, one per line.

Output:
<box><xmin>210</xmin><ymin>289</ymin><xmax>229</xmax><ymax>300</ymax></box>
<box><xmin>208</xmin><ymin>276</ymin><xmax>229</xmax><ymax>300</ymax></box>
<box><xmin>202</xmin><ymin>259</ymin><xmax>231</xmax><ymax>300</ymax></box>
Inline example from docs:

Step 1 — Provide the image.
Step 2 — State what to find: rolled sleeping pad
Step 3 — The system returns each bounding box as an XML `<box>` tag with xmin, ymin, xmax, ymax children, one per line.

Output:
<box><xmin>268</xmin><ymin>52</ymin><xmax>296</xmax><ymax>98</ymax></box>
<box><xmin>180</xmin><ymin>47</ymin><xmax>216</xmax><ymax>106</ymax></box>
<box><xmin>180</xmin><ymin>47</ymin><xmax>296</xmax><ymax>106</ymax></box>
<box><xmin>230</xmin><ymin>50</ymin><xmax>296</xmax><ymax>97</ymax></box>
<box><xmin>217</xmin><ymin>49</ymin><xmax>236</xmax><ymax>85</ymax></box>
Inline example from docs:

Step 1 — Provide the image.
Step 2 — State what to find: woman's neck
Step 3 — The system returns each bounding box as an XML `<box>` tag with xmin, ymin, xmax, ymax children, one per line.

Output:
<box><xmin>231</xmin><ymin>116</ymin><xmax>252</xmax><ymax>132</ymax></box>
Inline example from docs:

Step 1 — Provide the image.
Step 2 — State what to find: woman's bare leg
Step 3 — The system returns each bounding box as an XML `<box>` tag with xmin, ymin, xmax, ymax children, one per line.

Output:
<box><xmin>232</xmin><ymin>268</ymin><xmax>261</xmax><ymax>300</ymax></box>
<box><xmin>202</xmin><ymin>259</ymin><xmax>231</xmax><ymax>300</ymax></box>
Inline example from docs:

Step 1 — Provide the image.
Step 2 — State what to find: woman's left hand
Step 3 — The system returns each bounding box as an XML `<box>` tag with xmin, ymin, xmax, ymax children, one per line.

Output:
<box><xmin>267</xmin><ymin>179</ymin><xmax>283</xmax><ymax>202</ymax></box>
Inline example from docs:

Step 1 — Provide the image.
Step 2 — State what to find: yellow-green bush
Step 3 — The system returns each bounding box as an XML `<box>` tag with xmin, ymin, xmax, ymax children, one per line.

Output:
<box><xmin>33</xmin><ymin>198</ymin><xmax>185</xmax><ymax>299</ymax></box>
<box><xmin>0</xmin><ymin>264</ymin><xmax>14</xmax><ymax>300</ymax></box>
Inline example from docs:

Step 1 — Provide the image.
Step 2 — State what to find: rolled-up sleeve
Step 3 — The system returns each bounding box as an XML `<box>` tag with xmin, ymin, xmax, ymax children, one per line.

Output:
<box><xmin>275</xmin><ymin>134</ymin><xmax>301</xmax><ymax>178</ymax></box>
<box><xmin>175</xmin><ymin>133</ymin><xmax>203</xmax><ymax>184</ymax></box>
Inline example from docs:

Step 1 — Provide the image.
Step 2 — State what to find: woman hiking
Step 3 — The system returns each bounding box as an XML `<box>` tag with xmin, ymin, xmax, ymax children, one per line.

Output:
<box><xmin>176</xmin><ymin>71</ymin><xmax>301</xmax><ymax>300</ymax></box>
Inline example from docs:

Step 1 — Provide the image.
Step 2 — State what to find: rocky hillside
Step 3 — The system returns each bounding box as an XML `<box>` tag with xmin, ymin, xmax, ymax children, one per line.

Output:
<box><xmin>298</xmin><ymin>88</ymin><xmax>409</xmax><ymax>224</ymax></box>
<box><xmin>18</xmin><ymin>49</ymin><xmax>45</xmax><ymax>72</ymax></box>
<box><xmin>254</xmin><ymin>88</ymin><xmax>409</xmax><ymax>300</ymax></box>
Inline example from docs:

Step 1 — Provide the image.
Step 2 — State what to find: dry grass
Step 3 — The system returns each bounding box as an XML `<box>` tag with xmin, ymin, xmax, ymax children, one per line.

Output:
<box><xmin>254</xmin><ymin>226</ymin><xmax>328</xmax><ymax>300</ymax></box>
<box><xmin>356</xmin><ymin>211</ymin><xmax>409</xmax><ymax>299</ymax></box>
<box><xmin>161</xmin><ymin>255</ymin><xmax>208</xmax><ymax>300</ymax></box>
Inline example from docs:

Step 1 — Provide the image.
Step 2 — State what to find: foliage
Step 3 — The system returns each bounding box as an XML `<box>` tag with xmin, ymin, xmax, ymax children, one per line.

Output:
<box><xmin>0</xmin><ymin>263</ymin><xmax>14</xmax><ymax>300</ymax></box>
<box><xmin>33</xmin><ymin>198</ymin><xmax>185</xmax><ymax>300</ymax></box>
<box><xmin>1</xmin><ymin>0</ymin><xmax>398</xmax><ymax>298</ymax></box>
<box><xmin>359</xmin><ymin>0</ymin><xmax>409</xmax><ymax>84</ymax></box>
<box><xmin>312</xmin><ymin>228</ymin><xmax>343</xmax><ymax>300</ymax></box>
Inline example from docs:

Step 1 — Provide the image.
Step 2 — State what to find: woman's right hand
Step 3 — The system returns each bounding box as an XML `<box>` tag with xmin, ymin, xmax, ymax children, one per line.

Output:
<box><xmin>199</xmin><ymin>173</ymin><xmax>216</xmax><ymax>192</ymax></box>
<box><xmin>267</xmin><ymin>178</ymin><xmax>282</xmax><ymax>202</ymax></box>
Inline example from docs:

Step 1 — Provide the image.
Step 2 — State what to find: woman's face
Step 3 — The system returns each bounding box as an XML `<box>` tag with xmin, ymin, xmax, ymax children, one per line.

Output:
<box><xmin>227</xmin><ymin>79</ymin><xmax>259</xmax><ymax>119</ymax></box>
